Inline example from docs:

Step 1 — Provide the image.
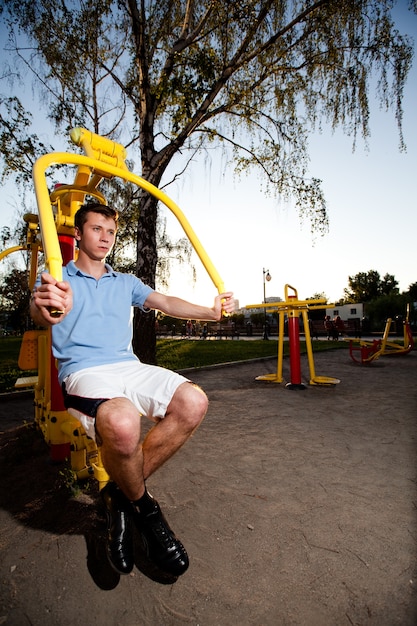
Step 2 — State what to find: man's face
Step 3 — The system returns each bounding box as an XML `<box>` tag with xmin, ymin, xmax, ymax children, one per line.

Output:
<box><xmin>75</xmin><ymin>212</ymin><xmax>117</xmax><ymax>261</ymax></box>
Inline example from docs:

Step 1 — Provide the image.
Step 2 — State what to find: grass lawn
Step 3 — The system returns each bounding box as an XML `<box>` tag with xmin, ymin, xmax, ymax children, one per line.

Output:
<box><xmin>0</xmin><ymin>336</ymin><xmax>31</xmax><ymax>395</ymax></box>
<box><xmin>0</xmin><ymin>335</ymin><xmax>349</xmax><ymax>394</ymax></box>
<box><xmin>156</xmin><ymin>337</ymin><xmax>347</xmax><ymax>370</ymax></box>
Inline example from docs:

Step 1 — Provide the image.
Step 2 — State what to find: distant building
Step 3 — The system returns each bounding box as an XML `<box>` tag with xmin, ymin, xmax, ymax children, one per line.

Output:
<box><xmin>265</xmin><ymin>296</ymin><xmax>282</xmax><ymax>303</ymax></box>
<box><xmin>326</xmin><ymin>303</ymin><xmax>363</xmax><ymax>322</ymax></box>
<box><xmin>239</xmin><ymin>296</ymin><xmax>282</xmax><ymax>317</ymax></box>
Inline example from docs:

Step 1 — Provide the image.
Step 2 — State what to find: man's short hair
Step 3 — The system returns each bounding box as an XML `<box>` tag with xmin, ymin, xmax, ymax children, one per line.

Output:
<box><xmin>74</xmin><ymin>202</ymin><xmax>119</xmax><ymax>232</ymax></box>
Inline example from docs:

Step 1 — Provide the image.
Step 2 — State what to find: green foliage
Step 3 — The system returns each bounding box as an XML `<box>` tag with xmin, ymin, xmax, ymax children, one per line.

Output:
<box><xmin>341</xmin><ymin>269</ymin><xmax>417</xmax><ymax>330</ymax></box>
<box><xmin>344</xmin><ymin>269</ymin><xmax>400</xmax><ymax>302</ymax></box>
<box><xmin>407</xmin><ymin>282</ymin><xmax>417</xmax><ymax>301</ymax></box>
<box><xmin>363</xmin><ymin>293</ymin><xmax>410</xmax><ymax>330</ymax></box>
<box><xmin>0</xmin><ymin>268</ymin><xmax>31</xmax><ymax>333</ymax></box>
<box><xmin>0</xmin><ymin>96</ymin><xmax>55</xmax><ymax>184</ymax></box>
<box><xmin>57</xmin><ymin>461</ymin><xmax>93</xmax><ymax>497</ymax></box>
<box><xmin>249</xmin><ymin>312</ymin><xmax>265</xmax><ymax>326</ymax></box>
<box><xmin>229</xmin><ymin>313</ymin><xmax>245</xmax><ymax>326</ymax></box>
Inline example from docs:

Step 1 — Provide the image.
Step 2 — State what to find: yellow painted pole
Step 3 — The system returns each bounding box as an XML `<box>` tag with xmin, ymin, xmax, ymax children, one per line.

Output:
<box><xmin>301</xmin><ymin>308</ymin><xmax>317</xmax><ymax>382</ymax></box>
<box><xmin>33</xmin><ymin>154</ymin><xmax>64</xmax><ymax>282</ymax></box>
<box><xmin>277</xmin><ymin>310</ymin><xmax>285</xmax><ymax>382</ymax></box>
<box><xmin>285</xmin><ymin>284</ymin><xmax>298</xmax><ymax>300</ymax></box>
<box><xmin>28</xmin><ymin>244</ymin><xmax>41</xmax><ymax>291</ymax></box>
<box><xmin>380</xmin><ymin>318</ymin><xmax>392</xmax><ymax>353</ymax></box>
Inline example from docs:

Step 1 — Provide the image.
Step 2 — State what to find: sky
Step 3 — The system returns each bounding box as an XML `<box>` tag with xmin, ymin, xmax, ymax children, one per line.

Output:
<box><xmin>1</xmin><ymin>5</ymin><xmax>416</xmax><ymax>311</ymax></box>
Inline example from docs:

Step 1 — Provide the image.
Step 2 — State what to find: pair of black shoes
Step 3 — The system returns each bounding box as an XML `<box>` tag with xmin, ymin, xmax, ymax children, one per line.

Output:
<box><xmin>100</xmin><ymin>482</ymin><xmax>189</xmax><ymax>577</ymax></box>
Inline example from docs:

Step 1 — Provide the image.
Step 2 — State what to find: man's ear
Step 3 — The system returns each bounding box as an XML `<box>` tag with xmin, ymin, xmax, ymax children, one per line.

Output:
<box><xmin>74</xmin><ymin>227</ymin><xmax>81</xmax><ymax>241</ymax></box>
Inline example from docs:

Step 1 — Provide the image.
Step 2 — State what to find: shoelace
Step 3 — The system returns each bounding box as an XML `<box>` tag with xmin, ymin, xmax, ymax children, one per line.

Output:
<box><xmin>147</xmin><ymin>515</ymin><xmax>177</xmax><ymax>550</ymax></box>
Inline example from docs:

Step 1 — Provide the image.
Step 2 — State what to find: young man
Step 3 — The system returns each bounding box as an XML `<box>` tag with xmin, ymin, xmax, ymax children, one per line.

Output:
<box><xmin>30</xmin><ymin>202</ymin><xmax>235</xmax><ymax>577</ymax></box>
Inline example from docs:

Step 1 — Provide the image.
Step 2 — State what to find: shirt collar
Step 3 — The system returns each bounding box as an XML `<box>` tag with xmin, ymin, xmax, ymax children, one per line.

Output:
<box><xmin>66</xmin><ymin>260</ymin><xmax>117</xmax><ymax>277</ymax></box>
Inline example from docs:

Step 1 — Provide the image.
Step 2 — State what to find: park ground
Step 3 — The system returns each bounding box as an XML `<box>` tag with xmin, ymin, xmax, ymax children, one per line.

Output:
<box><xmin>0</xmin><ymin>348</ymin><xmax>416</xmax><ymax>625</ymax></box>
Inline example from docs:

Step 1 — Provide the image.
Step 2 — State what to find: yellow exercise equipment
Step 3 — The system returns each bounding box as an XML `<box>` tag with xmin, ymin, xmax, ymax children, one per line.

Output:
<box><xmin>2</xmin><ymin>127</ymin><xmax>227</xmax><ymax>486</ymax></box>
<box><xmin>246</xmin><ymin>284</ymin><xmax>340</xmax><ymax>387</ymax></box>
<box><xmin>348</xmin><ymin>304</ymin><xmax>414</xmax><ymax>364</ymax></box>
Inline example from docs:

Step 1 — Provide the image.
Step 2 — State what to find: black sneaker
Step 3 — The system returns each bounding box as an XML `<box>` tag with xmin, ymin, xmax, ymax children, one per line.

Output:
<box><xmin>101</xmin><ymin>482</ymin><xmax>134</xmax><ymax>575</ymax></box>
<box><xmin>133</xmin><ymin>498</ymin><xmax>189</xmax><ymax>577</ymax></box>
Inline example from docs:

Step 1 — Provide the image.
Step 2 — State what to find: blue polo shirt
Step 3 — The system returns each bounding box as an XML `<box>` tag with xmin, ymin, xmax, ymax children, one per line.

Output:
<box><xmin>49</xmin><ymin>261</ymin><xmax>154</xmax><ymax>383</ymax></box>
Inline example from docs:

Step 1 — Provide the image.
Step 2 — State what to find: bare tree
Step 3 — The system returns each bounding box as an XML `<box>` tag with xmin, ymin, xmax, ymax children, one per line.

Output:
<box><xmin>1</xmin><ymin>0</ymin><xmax>414</xmax><ymax>361</ymax></box>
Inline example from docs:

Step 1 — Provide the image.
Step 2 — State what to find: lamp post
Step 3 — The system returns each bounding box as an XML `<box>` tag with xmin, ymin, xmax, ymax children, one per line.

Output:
<box><xmin>263</xmin><ymin>268</ymin><xmax>272</xmax><ymax>339</ymax></box>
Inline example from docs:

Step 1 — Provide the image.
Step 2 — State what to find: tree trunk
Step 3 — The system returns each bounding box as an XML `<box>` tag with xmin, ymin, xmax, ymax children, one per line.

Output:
<box><xmin>133</xmin><ymin>306</ymin><xmax>156</xmax><ymax>364</ymax></box>
<box><xmin>132</xmin><ymin>187</ymin><xmax>159</xmax><ymax>364</ymax></box>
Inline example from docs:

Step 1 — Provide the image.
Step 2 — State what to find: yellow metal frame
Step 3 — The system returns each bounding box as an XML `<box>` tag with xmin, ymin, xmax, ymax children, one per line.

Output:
<box><xmin>33</xmin><ymin>127</ymin><xmax>225</xmax><ymax>293</ymax></box>
<box><xmin>3</xmin><ymin>127</ymin><xmax>226</xmax><ymax>487</ymax></box>
<box><xmin>0</xmin><ymin>213</ymin><xmax>42</xmax><ymax>291</ymax></box>
<box><xmin>246</xmin><ymin>284</ymin><xmax>340</xmax><ymax>386</ymax></box>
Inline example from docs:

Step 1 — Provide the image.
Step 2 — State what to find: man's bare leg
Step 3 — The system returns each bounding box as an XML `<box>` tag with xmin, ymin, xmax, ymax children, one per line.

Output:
<box><xmin>96</xmin><ymin>382</ymin><xmax>207</xmax><ymax>499</ymax></box>
<box><xmin>95</xmin><ymin>397</ymin><xmax>143</xmax><ymax>575</ymax></box>
<box><xmin>96</xmin><ymin>397</ymin><xmax>145</xmax><ymax>501</ymax></box>
<box><xmin>142</xmin><ymin>382</ymin><xmax>208</xmax><ymax>479</ymax></box>
<box><xmin>96</xmin><ymin>382</ymin><xmax>208</xmax><ymax>576</ymax></box>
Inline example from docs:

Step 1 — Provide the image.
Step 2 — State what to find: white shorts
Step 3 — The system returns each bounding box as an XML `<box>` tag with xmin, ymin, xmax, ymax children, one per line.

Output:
<box><xmin>62</xmin><ymin>360</ymin><xmax>189</xmax><ymax>440</ymax></box>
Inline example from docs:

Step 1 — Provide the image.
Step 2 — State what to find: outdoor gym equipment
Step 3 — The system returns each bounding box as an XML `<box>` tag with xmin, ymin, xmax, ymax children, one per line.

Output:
<box><xmin>2</xmin><ymin>127</ymin><xmax>226</xmax><ymax>485</ymax></box>
<box><xmin>348</xmin><ymin>305</ymin><xmax>414</xmax><ymax>365</ymax></box>
<box><xmin>246</xmin><ymin>285</ymin><xmax>340</xmax><ymax>388</ymax></box>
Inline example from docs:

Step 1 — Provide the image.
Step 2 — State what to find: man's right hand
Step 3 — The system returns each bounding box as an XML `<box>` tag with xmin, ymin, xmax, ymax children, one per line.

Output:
<box><xmin>30</xmin><ymin>272</ymin><xmax>73</xmax><ymax>326</ymax></box>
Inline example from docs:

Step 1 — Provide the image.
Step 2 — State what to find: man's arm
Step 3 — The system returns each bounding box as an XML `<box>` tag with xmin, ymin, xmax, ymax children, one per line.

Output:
<box><xmin>30</xmin><ymin>272</ymin><xmax>73</xmax><ymax>327</ymax></box>
<box><xmin>144</xmin><ymin>291</ymin><xmax>235</xmax><ymax>321</ymax></box>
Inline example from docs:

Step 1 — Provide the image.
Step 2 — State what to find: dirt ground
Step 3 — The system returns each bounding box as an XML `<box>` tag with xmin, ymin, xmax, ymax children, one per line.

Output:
<box><xmin>0</xmin><ymin>349</ymin><xmax>416</xmax><ymax>626</ymax></box>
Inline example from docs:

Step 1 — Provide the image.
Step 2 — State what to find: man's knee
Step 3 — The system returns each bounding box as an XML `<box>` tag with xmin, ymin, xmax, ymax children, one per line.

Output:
<box><xmin>189</xmin><ymin>384</ymin><xmax>208</xmax><ymax>426</ymax></box>
<box><xmin>96</xmin><ymin>397</ymin><xmax>141</xmax><ymax>454</ymax></box>
<box><xmin>168</xmin><ymin>382</ymin><xmax>208</xmax><ymax>429</ymax></box>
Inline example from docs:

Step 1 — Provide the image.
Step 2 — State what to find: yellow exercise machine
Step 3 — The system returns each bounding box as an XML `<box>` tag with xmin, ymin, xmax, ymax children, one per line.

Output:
<box><xmin>246</xmin><ymin>284</ymin><xmax>340</xmax><ymax>388</ymax></box>
<box><xmin>2</xmin><ymin>127</ymin><xmax>226</xmax><ymax>486</ymax></box>
<box><xmin>348</xmin><ymin>304</ymin><xmax>414</xmax><ymax>365</ymax></box>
